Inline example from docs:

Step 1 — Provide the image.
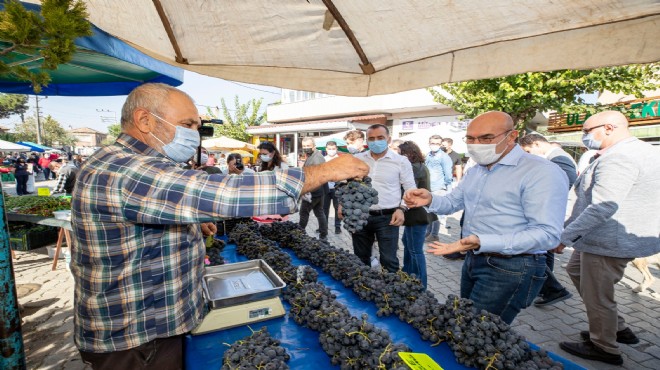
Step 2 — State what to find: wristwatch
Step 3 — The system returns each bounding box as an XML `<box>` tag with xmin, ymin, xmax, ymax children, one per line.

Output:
<box><xmin>396</xmin><ymin>206</ymin><xmax>408</xmax><ymax>213</ymax></box>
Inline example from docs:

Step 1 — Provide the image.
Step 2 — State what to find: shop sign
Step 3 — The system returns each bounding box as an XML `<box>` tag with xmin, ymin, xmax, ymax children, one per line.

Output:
<box><xmin>399</xmin><ymin>118</ymin><xmax>469</xmax><ymax>131</ymax></box>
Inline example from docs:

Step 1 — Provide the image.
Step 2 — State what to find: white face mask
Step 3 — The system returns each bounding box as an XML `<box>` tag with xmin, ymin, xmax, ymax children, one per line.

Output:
<box><xmin>326</xmin><ymin>149</ymin><xmax>337</xmax><ymax>156</ymax></box>
<box><xmin>467</xmin><ymin>132</ymin><xmax>511</xmax><ymax>166</ymax></box>
<box><xmin>429</xmin><ymin>144</ymin><xmax>441</xmax><ymax>153</ymax></box>
<box><xmin>260</xmin><ymin>154</ymin><xmax>272</xmax><ymax>162</ymax></box>
<box><xmin>200</xmin><ymin>153</ymin><xmax>209</xmax><ymax>164</ymax></box>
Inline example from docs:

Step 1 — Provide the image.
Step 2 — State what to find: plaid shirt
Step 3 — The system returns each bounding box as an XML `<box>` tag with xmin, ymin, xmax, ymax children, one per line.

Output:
<box><xmin>71</xmin><ymin>134</ymin><xmax>304</xmax><ymax>352</ymax></box>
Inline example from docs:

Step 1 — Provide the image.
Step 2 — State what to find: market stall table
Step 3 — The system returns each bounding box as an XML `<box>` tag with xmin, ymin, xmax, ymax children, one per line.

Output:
<box><xmin>6</xmin><ymin>213</ymin><xmax>72</xmax><ymax>270</ymax></box>
<box><xmin>185</xmin><ymin>239</ymin><xmax>586</xmax><ymax>370</ymax></box>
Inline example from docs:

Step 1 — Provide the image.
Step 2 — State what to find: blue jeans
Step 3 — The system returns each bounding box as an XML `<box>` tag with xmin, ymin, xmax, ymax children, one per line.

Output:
<box><xmin>461</xmin><ymin>252</ymin><xmax>547</xmax><ymax>324</ymax></box>
<box><xmin>538</xmin><ymin>251</ymin><xmax>568</xmax><ymax>297</ymax></box>
<box><xmin>352</xmin><ymin>214</ymin><xmax>400</xmax><ymax>272</ymax></box>
<box><xmin>402</xmin><ymin>225</ymin><xmax>428</xmax><ymax>288</ymax></box>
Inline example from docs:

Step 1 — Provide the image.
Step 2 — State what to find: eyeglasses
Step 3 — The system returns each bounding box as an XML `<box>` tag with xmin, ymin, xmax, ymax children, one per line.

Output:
<box><xmin>582</xmin><ymin>123</ymin><xmax>615</xmax><ymax>134</ymax></box>
<box><xmin>463</xmin><ymin>130</ymin><xmax>512</xmax><ymax>144</ymax></box>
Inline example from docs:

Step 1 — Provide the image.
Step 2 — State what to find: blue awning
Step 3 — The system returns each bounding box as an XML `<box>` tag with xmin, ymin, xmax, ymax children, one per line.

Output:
<box><xmin>0</xmin><ymin>1</ymin><xmax>184</xmax><ymax>96</ymax></box>
<box><xmin>16</xmin><ymin>141</ymin><xmax>53</xmax><ymax>153</ymax></box>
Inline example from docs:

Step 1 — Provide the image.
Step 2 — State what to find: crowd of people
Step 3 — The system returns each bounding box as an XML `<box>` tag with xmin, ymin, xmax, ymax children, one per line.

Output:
<box><xmin>60</xmin><ymin>83</ymin><xmax>658</xmax><ymax>369</ymax></box>
<box><xmin>2</xmin><ymin>151</ymin><xmax>83</xmax><ymax>195</ymax></box>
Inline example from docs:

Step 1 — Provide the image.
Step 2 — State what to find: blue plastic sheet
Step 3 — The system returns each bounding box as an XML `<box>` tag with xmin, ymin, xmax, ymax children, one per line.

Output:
<box><xmin>185</xmin><ymin>241</ymin><xmax>586</xmax><ymax>370</ymax></box>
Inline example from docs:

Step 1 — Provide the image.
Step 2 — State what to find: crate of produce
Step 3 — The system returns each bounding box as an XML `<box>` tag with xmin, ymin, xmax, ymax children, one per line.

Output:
<box><xmin>9</xmin><ymin>224</ymin><xmax>60</xmax><ymax>252</ymax></box>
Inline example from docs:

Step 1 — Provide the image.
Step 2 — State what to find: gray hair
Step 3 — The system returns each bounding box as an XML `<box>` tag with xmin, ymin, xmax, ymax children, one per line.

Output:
<box><xmin>301</xmin><ymin>137</ymin><xmax>316</xmax><ymax>146</ymax></box>
<box><xmin>120</xmin><ymin>83</ymin><xmax>192</xmax><ymax>130</ymax></box>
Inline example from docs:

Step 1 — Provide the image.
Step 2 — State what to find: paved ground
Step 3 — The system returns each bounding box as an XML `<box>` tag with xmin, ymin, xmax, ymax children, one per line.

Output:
<box><xmin>8</xmin><ymin>185</ymin><xmax>660</xmax><ymax>369</ymax></box>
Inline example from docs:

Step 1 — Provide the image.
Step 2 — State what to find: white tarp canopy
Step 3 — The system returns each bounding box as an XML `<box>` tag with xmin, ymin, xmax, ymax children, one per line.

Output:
<box><xmin>64</xmin><ymin>0</ymin><xmax>660</xmax><ymax>96</ymax></box>
<box><xmin>202</xmin><ymin>136</ymin><xmax>256</xmax><ymax>151</ymax></box>
<box><xmin>0</xmin><ymin>140</ymin><xmax>31</xmax><ymax>152</ymax></box>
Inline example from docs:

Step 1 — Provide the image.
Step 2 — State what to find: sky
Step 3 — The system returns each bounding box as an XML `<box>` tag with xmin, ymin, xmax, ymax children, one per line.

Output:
<box><xmin>1</xmin><ymin>71</ymin><xmax>282</xmax><ymax>133</ymax></box>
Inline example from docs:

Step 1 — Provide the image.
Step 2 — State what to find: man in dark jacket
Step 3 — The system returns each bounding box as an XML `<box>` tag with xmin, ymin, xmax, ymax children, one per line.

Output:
<box><xmin>299</xmin><ymin>137</ymin><xmax>329</xmax><ymax>239</ymax></box>
<box><xmin>520</xmin><ymin>134</ymin><xmax>577</xmax><ymax>307</ymax></box>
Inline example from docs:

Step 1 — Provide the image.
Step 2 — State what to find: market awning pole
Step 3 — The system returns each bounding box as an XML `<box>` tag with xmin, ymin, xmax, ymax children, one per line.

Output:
<box><xmin>0</xmin><ymin>182</ymin><xmax>27</xmax><ymax>370</ymax></box>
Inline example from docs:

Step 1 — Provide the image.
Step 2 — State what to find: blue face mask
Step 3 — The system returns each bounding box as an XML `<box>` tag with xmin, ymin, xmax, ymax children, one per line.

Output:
<box><xmin>582</xmin><ymin>133</ymin><xmax>602</xmax><ymax>150</ymax></box>
<box><xmin>149</xmin><ymin>112</ymin><xmax>200</xmax><ymax>163</ymax></box>
<box><xmin>368</xmin><ymin>140</ymin><xmax>388</xmax><ymax>154</ymax></box>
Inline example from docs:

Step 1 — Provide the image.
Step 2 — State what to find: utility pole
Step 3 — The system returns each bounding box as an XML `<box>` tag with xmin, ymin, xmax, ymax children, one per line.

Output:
<box><xmin>34</xmin><ymin>96</ymin><xmax>47</xmax><ymax>145</ymax></box>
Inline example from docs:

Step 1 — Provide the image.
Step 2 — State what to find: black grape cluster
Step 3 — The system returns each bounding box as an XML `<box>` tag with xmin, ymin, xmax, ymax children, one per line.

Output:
<box><xmin>221</xmin><ymin>327</ymin><xmax>290</xmax><ymax>370</ymax></box>
<box><xmin>257</xmin><ymin>222</ymin><xmax>564</xmax><ymax>370</ymax></box>
<box><xmin>228</xmin><ymin>224</ymin><xmax>410</xmax><ymax>370</ymax></box>
<box><xmin>206</xmin><ymin>238</ymin><xmax>226</xmax><ymax>266</ymax></box>
<box><xmin>335</xmin><ymin>177</ymin><xmax>379</xmax><ymax>233</ymax></box>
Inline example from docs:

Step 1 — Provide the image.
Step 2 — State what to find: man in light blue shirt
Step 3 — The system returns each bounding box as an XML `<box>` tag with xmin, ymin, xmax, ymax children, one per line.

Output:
<box><xmin>425</xmin><ymin>134</ymin><xmax>454</xmax><ymax>242</ymax></box>
<box><xmin>404</xmin><ymin>111</ymin><xmax>568</xmax><ymax>324</ymax></box>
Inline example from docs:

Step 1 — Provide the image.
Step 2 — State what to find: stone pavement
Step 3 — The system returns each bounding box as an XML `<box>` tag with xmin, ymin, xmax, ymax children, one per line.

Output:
<box><xmin>9</xmin><ymin>209</ymin><xmax>660</xmax><ymax>369</ymax></box>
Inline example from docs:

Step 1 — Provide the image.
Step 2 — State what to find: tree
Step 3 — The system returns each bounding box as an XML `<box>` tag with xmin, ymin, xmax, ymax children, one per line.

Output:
<box><xmin>101</xmin><ymin>123</ymin><xmax>121</xmax><ymax>145</ymax></box>
<box><xmin>428</xmin><ymin>63</ymin><xmax>660</xmax><ymax>130</ymax></box>
<box><xmin>0</xmin><ymin>0</ymin><xmax>91</xmax><ymax>93</ymax></box>
<box><xmin>0</xmin><ymin>93</ymin><xmax>29</xmax><ymax>121</ymax></box>
<box><xmin>207</xmin><ymin>96</ymin><xmax>265</xmax><ymax>141</ymax></box>
<box><xmin>13</xmin><ymin>114</ymin><xmax>75</xmax><ymax>147</ymax></box>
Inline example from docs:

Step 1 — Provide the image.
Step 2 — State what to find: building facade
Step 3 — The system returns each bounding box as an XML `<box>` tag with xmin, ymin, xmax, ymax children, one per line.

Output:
<box><xmin>68</xmin><ymin>127</ymin><xmax>107</xmax><ymax>155</ymax></box>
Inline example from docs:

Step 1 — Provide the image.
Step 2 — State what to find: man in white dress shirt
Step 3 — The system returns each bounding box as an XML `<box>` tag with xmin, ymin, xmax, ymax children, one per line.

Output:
<box><xmin>350</xmin><ymin>124</ymin><xmax>417</xmax><ymax>272</ymax></box>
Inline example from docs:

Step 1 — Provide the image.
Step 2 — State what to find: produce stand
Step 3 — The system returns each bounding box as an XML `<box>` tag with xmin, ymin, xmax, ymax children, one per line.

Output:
<box><xmin>185</xmin><ymin>239</ymin><xmax>586</xmax><ymax>370</ymax></box>
<box><xmin>7</xmin><ymin>213</ymin><xmax>72</xmax><ymax>270</ymax></box>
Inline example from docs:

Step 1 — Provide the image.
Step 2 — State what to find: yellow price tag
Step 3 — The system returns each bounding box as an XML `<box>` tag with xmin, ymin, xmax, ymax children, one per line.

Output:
<box><xmin>37</xmin><ymin>187</ymin><xmax>51</xmax><ymax>196</ymax></box>
<box><xmin>398</xmin><ymin>352</ymin><xmax>443</xmax><ymax>370</ymax></box>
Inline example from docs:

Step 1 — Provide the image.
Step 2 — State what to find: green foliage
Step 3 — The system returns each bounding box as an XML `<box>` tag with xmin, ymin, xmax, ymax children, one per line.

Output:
<box><xmin>429</xmin><ymin>64</ymin><xmax>660</xmax><ymax>130</ymax></box>
<box><xmin>0</xmin><ymin>93</ymin><xmax>28</xmax><ymax>120</ymax></box>
<box><xmin>207</xmin><ymin>95</ymin><xmax>265</xmax><ymax>141</ymax></box>
<box><xmin>13</xmin><ymin>114</ymin><xmax>75</xmax><ymax>146</ymax></box>
<box><xmin>0</xmin><ymin>0</ymin><xmax>91</xmax><ymax>93</ymax></box>
<box><xmin>101</xmin><ymin>123</ymin><xmax>121</xmax><ymax>145</ymax></box>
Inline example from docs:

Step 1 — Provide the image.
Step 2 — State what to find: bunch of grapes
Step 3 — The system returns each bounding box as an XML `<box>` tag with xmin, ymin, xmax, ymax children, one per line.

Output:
<box><xmin>335</xmin><ymin>177</ymin><xmax>379</xmax><ymax>233</ymax></box>
<box><xmin>205</xmin><ymin>236</ymin><xmax>226</xmax><ymax>266</ymax></box>
<box><xmin>256</xmin><ymin>222</ymin><xmax>564</xmax><ymax>370</ymax></box>
<box><xmin>221</xmin><ymin>327</ymin><xmax>290</xmax><ymax>370</ymax></box>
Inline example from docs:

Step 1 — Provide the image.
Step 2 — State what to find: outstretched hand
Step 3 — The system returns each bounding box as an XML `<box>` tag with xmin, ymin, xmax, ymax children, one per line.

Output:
<box><xmin>403</xmin><ymin>188</ymin><xmax>432</xmax><ymax>208</ymax></box>
<box><xmin>326</xmin><ymin>154</ymin><xmax>370</xmax><ymax>181</ymax></box>
<box><xmin>427</xmin><ymin>235</ymin><xmax>480</xmax><ymax>256</ymax></box>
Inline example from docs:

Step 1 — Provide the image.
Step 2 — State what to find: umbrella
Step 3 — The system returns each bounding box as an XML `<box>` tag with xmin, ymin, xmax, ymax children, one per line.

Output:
<box><xmin>202</xmin><ymin>136</ymin><xmax>256</xmax><ymax>151</ymax></box>
<box><xmin>229</xmin><ymin>149</ymin><xmax>254</xmax><ymax>158</ymax></box>
<box><xmin>400</xmin><ymin>128</ymin><xmax>468</xmax><ymax>154</ymax></box>
<box><xmin>314</xmin><ymin>136</ymin><xmax>348</xmax><ymax>152</ymax></box>
<box><xmin>16</xmin><ymin>141</ymin><xmax>53</xmax><ymax>153</ymax></box>
<box><xmin>0</xmin><ymin>1</ymin><xmax>183</xmax><ymax>96</ymax></box>
<box><xmin>0</xmin><ymin>140</ymin><xmax>31</xmax><ymax>152</ymax></box>
<box><xmin>76</xmin><ymin>1</ymin><xmax>658</xmax><ymax>97</ymax></box>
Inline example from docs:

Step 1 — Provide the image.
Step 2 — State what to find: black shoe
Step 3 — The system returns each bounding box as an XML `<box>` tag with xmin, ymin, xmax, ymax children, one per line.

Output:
<box><xmin>559</xmin><ymin>341</ymin><xmax>623</xmax><ymax>365</ymax></box>
<box><xmin>534</xmin><ymin>290</ymin><xmax>572</xmax><ymax>307</ymax></box>
<box><xmin>319</xmin><ymin>235</ymin><xmax>327</xmax><ymax>240</ymax></box>
<box><xmin>315</xmin><ymin>229</ymin><xmax>320</xmax><ymax>233</ymax></box>
<box><xmin>335</xmin><ymin>227</ymin><xmax>341</xmax><ymax>234</ymax></box>
<box><xmin>443</xmin><ymin>252</ymin><xmax>465</xmax><ymax>260</ymax></box>
<box><xmin>580</xmin><ymin>327</ymin><xmax>639</xmax><ymax>345</ymax></box>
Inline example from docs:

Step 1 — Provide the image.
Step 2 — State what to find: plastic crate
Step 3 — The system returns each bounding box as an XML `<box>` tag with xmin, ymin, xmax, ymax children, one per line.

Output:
<box><xmin>9</xmin><ymin>226</ymin><xmax>60</xmax><ymax>251</ymax></box>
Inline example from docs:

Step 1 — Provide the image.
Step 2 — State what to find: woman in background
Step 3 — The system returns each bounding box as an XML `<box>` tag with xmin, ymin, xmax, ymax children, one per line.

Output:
<box><xmin>398</xmin><ymin>141</ymin><xmax>434</xmax><ymax>289</ymax></box>
<box><xmin>257</xmin><ymin>142</ymin><xmax>288</xmax><ymax>172</ymax></box>
<box><xmin>225</xmin><ymin>153</ymin><xmax>254</xmax><ymax>175</ymax></box>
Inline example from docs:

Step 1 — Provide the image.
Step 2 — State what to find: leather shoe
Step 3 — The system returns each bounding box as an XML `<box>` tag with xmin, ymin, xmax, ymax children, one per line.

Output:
<box><xmin>559</xmin><ymin>341</ymin><xmax>623</xmax><ymax>365</ymax></box>
<box><xmin>534</xmin><ymin>290</ymin><xmax>572</xmax><ymax>307</ymax></box>
<box><xmin>335</xmin><ymin>227</ymin><xmax>341</xmax><ymax>234</ymax></box>
<box><xmin>580</xmin><ymin>327</ymin><xmax>639</xmax><ymax>345</ymax></box>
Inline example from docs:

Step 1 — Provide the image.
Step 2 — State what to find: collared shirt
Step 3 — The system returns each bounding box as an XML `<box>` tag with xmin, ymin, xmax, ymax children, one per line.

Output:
<box><xmin>53</xmin><ymin>163</ymin><xmax>78</xmax><ymax>194</ymax></box>
<box><xmin>71</xmin><ymin>134</ymin><xmax>304</xmax><ymax>352</ymax></box>
<box><xmin>355</xmin><ymin>149</ymin><xmax>416</xmax><ymax>209</ymax></box>
<box><xmin>324</xmin><ymin>154</ymin><xmax>340</xmax><ymax>189</ymax></box>
<box><xmin>425</xmin><ymin>150</ymin><xmax>453</xmax><ymax>191</ymax></box>
<box><xmin>428</xmin><ymin>145</ymin><xmax>568</xmax><ymax>255</ymax></box>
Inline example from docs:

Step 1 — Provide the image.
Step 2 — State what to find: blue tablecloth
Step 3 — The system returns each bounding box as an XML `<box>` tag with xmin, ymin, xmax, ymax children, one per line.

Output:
<box><xmin>185</xmin><ymin>241</ymin><xmax>585</xmax><ymax>370</ymax></box>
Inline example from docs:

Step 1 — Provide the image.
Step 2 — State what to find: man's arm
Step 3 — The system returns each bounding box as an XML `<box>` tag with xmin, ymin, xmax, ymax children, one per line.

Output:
<box><xmin>301</xmin><ymin>154</ymin><xmax>369</xmax><ymax>194</ymax></box>
<box><xmin>454</xmin><ymin>162</ymin><xmax>463</xmax><ymax>182</ymax></box>
<box><xmin>53</xmin><ymin>173</ymin><xmax>68</xmax><ymax>193</ymax></box>
<box><xmin>560</xmin><ymin>155</ymin><xmax>637</xmax><ymax>247</ymax></box>
<box><xmin>442</xmin><ymin>155</ymin><xmax>453</xmax><ymax>187</ymax></box>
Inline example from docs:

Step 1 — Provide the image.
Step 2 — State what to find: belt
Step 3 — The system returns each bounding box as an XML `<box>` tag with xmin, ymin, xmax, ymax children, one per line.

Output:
<box><xmin>369</xmin><ymin>208</ymin><xmax>397</xmax><ymax>216</ymax></box>
<box><xmin>469</xmin><ymin>251</ymin><xmax>542</xmax><ymax>258</ymax></box>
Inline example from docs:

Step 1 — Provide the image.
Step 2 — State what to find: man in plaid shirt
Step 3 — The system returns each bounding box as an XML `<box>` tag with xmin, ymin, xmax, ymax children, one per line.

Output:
<box><xmin>72</xmin><ymin>83</ymin><xmax>368</xmax><ymax>369</ymax></box>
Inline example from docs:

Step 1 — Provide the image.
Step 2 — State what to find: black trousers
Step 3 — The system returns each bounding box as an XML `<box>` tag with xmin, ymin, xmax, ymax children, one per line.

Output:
<box><xmin>79</xmin><ymin>334</ymin><xmax>184</xmax><ymax>370</ymax></box>
<box><xmin>15</xmin><ymin>174</ymin><xmax>29</xmax><ymax>195</ymax></box>
<box><xmin>351</xmin><ymin>214</ymin><xmax>400</xmax><ymax>272</ymax></box>
<box><xmin>299</xmin><ymin>195</ymin><xmax>328</xmax><ymax>238</ymax></box>
<box><xmin>323</xmin><ymin>188</ymin><xmax>341</xmax><ymax>229</ymax></box>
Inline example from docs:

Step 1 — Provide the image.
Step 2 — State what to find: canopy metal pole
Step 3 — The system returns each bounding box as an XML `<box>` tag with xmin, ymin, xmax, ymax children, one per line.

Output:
<box><xmin>0</xmin><ymin>181</ymin><xmax>27</xmax><ymax>369</ymax></box>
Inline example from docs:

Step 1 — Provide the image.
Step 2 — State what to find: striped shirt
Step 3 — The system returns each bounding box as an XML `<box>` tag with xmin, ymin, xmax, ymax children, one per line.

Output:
<box><xmin>71</xmin><ymin>134</ymin><xmax>304</xmax><ymax>352</ymax></box>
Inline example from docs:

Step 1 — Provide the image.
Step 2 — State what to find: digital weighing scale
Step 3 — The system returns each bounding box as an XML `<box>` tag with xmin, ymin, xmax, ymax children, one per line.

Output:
<box><xmin>192</xmin><ymin>260</ymin><xmax>287</xmax><ymax>335</ymax></box>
